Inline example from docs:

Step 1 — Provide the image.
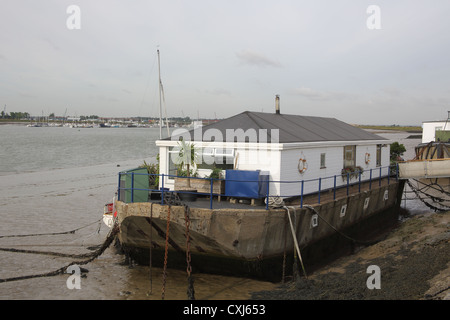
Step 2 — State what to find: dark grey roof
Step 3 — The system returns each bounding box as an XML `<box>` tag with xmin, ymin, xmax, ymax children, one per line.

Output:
<box><xmin>169</xmin><ymin>111</ymin><xmax>387</xmax><ymax>143</ymax></box>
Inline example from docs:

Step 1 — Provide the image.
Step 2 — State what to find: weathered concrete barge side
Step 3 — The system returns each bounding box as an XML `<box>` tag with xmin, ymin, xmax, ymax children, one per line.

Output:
<box><xmin>115</xmin><ymin>180</ymin><xmax>405</xmax><ymax>281</ymax></box>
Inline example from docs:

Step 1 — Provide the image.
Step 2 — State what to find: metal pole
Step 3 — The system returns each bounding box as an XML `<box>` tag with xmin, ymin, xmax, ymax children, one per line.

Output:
<box><xmin>157</xmin><ymin>49</ymin><xmax>163</xmax><ymax>139</ymax></box>
<box><xmin>131</xmin><ymin>172</ymin><xmax>134</xmax><ymax>203</ymax></box>
<box><xmin>318</xmin><ymin>178</ymin><xmax>321</xmax><ymax>204</ymax></box>
<box><xmin>333</xmin><ymin>175</ymin><xmax>336</xmax><ymax>200</ymax></box>
<box><xmin>346</xmin><ymin>173</ymin><xmax>350</xmax><ymax>196</ymax></box>
<box><xmin>117</xmin><ymin>172</ymin><xmax>121</xmax><ymax>201</ymax></box>
<box><xmin>210</xmin><ymin>178</ymin><xmax>213</xmax><ymax>210</ymax></box>
<box><xmin>300</xmin><ymin>180</ymin><xmax>304</xmax><ymax>208</ymax></box>
<box><xmin>161</xmin><ymin>174</ymin><xmax>165</xmax><ymax>205</ymax></box>
<box><xmin>379</xmin><ymin>167</ymin><xmax>382</xmax><ymax>186</ymax></box>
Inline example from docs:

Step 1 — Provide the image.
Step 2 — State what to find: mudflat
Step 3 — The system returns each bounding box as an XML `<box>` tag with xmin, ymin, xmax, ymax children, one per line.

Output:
<box><xmin>252</xmin><ymin>211</ymin><xmax>450</xmax><ymax>300</ymax></box>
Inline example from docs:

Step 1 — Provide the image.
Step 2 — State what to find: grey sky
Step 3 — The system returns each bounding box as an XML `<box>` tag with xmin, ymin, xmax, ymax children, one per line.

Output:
<box><xmin>1</xmin><ymin>0</ymin><xmax>449</xmax><ymax>125</ymax></box>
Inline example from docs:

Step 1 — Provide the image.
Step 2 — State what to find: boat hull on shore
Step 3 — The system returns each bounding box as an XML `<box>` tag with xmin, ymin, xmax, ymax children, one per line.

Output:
<box><xmin>115</xmin><ymin>180</ymin><xmax>405</xmax><ymax>281</ymax></box>
<box><xmin>398</xmin><ymin>141</ymin><xmax>450</xmax><ymax>212</ymax></box>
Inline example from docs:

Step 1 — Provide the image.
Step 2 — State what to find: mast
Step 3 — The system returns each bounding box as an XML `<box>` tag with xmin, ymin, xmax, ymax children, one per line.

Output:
<box><xmin>157</xmin><ymin>49</ymin><xmax>170</xmax><ymax>139</ymax></box>
<box><xmin>157</xmin><ymin>49</ymin><xmax>163</xmax><ymax>139</ymax></box>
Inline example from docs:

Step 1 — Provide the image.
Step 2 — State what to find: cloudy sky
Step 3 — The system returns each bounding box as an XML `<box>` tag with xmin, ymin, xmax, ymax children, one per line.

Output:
<box><xmin>1</xmin><ymin>1</ymin><xmax>449</xmax><ymax>125</ymax></box>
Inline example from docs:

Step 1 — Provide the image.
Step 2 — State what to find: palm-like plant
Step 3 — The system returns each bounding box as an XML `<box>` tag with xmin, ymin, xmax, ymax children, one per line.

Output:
<box><xmin>173</xmin><ymin>139</ymin><xmax>200</xmax><ymax>189</ymax></box>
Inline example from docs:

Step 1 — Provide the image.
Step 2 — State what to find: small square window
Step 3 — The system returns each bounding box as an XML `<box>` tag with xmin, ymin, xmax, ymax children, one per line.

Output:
<box><xmin>340</xmin><ymin>204</ymin><xmax>347</xmax><ymax>217</ymax></box>
<box><xmin>311</xmin><ymin>214</ymin><xmax>319</xmax><ymax>228</ymax></box>
<box><xmin>364</xmin><ymin>197</ymin><xmax>370</xmax><ymax>210</ymax></box>
<box><xmin>320</xmin><ymin>153</ymin><xmax>326</xmax><ymax>169</ymax></box>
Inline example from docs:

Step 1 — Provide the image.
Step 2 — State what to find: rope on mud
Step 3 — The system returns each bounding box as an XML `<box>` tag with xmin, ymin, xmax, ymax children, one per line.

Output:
<box><xmin>270</xmin><ymin>198</ymin><xmax>383</xmax><ymax>247</ymax></box>
<box><xmin>0</xmin><ymin>219</ymin><xmax>102</xmax><ymax>239</ymax></box>
<box><xmin>406</xmin><ymin>179</ymin><xmax>450</xmax><ymax>212</ymax></box>
<box><xmin>303</xmin><ymin>205</ymin><xmax>381</xmax><ymax>246</ymax></box>
<box><xmin>425</xmin><ymin>285</ymin><xmax>450</xmax><ymax>300</ymax></box>
<box><xmin>0</xmin><ymin>222</ymin><xmax>119</xmax><ymax>284</ymax></box>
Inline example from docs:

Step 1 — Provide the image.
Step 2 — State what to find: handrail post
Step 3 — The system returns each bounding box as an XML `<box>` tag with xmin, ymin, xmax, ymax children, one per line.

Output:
<box><xmin>346</xmin><ymin>173</ymin><xmax>349</xmax><ymax>196</ymax></box>
<box><xmin>318</xmin><ymin>177</ymin><xmax>321</xmax><ymax>204</ymax></box>
<box><xmin>379</xmin><ymin>167</ymin><xmax>382</xmax><ymax>186</ymax></box>
<box><xmin>333</xmin><ymin>175</ymin><xmax>336</xmax><ymax>200</ymax></box>
<box><xmin>369</xmin><ymin>169</ymin><xmax>373</xmax><ymax>190</ymax></box>
<box><xmin>358</xmin><ymin>170</ymin><xmax>361</xmax><ymax>193</ymax></box>
<box><xmin>161</xmin><ymin>173</ymin><xmax>165</xmax><ymax>205</ymax></box>
<box><xmin>265</xmin><ymin>178</ymin><xmax>270</xmax><ymax>210</ymax></box>
<box><xmin>117</xmin><ymin>172</ymin><xmax>121</xmax><ymax>201</ymax></box>
<box><xmin>300</xmin><ymin>180</ymin><xmax>304</xmax><ymax>208</ymax></box>
<box><xmin>131</xmin><ymin>172</ymin><xmax>134</xmax><ymax>203</ymax></box>
<box><xmin>387</xmin><ymin>166</ymin><xmax>390</xmax><ymax>185</ymax></box>
<box><xmin>210</xmin><ymin>177</ymin><xmax>214</xmax><ymax>210</ymax></box>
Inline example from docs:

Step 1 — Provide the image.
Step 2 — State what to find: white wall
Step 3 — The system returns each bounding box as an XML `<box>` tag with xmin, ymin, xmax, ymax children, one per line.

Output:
<box><xmin>158</xmin><ymin>141</ymin><xmax>392</xmax><ymax>198</ymax></box>
<box><xmin>279</xmin><ymin>143</ymin><xmax>391</xmax><ymax>198</ymax></box>
<box><xmin>422</xmin><ymin>121</ymin><xmax>450</xmax><ymax>143</ymax></box>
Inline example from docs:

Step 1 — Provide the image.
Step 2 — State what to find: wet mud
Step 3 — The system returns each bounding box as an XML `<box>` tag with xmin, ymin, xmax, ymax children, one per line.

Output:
<box><xmin>252</xmin><ymin>211</ymin><xmax>449</xmax><ymax>300</ymax></box>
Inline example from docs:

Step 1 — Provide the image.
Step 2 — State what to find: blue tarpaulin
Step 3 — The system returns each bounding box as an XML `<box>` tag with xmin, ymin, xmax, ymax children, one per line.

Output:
<box><xmin>225</xmin><ymin>170</ymin><xmax>269</xmax><ymax>198</ymax></box>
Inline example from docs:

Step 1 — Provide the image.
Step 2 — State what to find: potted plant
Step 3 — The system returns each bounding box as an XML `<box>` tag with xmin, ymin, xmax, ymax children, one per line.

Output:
<box><xmin>341</xmin><ymin>166</ymin><xmax>364</xmax><ymax>181</ymax></box>
<box><xmin>173</xmin><ymin>139</ymin><xmax>200</xmax><ymax>201</ymax></box>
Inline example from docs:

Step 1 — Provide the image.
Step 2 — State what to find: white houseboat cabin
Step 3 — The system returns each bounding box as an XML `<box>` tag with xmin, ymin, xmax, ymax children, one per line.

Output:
<box><xmin>156</xmin><ymin>97</ymin><xmax>391</xmax><ymax>199</ymax></box>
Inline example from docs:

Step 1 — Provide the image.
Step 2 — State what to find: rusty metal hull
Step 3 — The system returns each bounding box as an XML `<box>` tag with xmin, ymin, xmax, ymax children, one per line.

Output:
<box><xmin>116</xmin><ymin>181</ymin><xmax>404</xmax><ymax>280</ymax></box>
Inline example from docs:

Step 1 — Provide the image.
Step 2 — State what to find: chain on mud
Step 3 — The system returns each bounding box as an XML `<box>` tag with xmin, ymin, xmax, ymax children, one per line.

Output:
<box><xmin>0</xmin><ymin>222</ymin><xmax>119</xmax><ymax>283</ymax></box>
<box><xmin>160</xmin><ymin>192</ymin><xmax>195</xmax><ymax>300</ymax></box>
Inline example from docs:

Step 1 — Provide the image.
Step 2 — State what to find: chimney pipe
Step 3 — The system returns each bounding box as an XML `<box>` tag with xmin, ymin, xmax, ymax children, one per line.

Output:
<box><xmin>275</xmin><ymin>95</ymin><xmax>280</xmax><ymax>114</ymax></box>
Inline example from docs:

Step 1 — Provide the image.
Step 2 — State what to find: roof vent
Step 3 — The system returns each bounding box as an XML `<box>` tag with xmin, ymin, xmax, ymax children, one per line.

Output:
<box><xmin>275</xmin><ymin>95</ymin><xmax>280</xmax><ymax>114</ymax></box>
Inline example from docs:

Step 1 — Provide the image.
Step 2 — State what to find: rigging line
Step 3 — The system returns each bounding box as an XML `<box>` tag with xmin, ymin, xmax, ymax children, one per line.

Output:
<box><xmin>138</xmin><ymin>52</ymin><xmax>158</xmax><ymax>117</ymax></box>
<box><xmin>0</xmin><ymin>219</ymin><xmax>102</xmax><ymax>239</ymax></box>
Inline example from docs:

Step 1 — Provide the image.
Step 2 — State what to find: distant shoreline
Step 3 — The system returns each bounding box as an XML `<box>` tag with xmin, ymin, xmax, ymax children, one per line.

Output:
<box><xmin>354</xmin><ymin>124</ymin><xmax>422</xmax><ymax>133</ymax></box>
<box><xmin>0</xmin><ymin>119</ymin><xmax>423</xmax><ymax>132</ymax></box>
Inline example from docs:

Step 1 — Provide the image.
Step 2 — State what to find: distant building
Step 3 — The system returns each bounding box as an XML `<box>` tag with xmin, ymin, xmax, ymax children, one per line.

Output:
<box><xmin>421</xmin><ymin>111</ymin><xmax>450</xmax><ymax>143</ymax></box>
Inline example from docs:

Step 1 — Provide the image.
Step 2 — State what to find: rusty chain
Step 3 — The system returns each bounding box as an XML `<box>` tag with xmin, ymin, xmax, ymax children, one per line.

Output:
<box><xmin>161</xmin><ymin>205</ymin><xmax>171</xmax><ymax>300</ymax></box>
<box><xmin>184</xmin><ymin>204</ymin><xmax>195</xmax><ymax>300</ymax></box>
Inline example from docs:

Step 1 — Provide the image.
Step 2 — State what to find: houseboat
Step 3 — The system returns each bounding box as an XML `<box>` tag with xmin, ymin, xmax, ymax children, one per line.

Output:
<box><xmin>113</xmin><ymin>97</ymin><xmax>405</xmax><ymax>280</ymax></box>
<box><xmin>398</xmin><ymin>112</ymin><xmax>450</xmax><ymax>211</ymax></box>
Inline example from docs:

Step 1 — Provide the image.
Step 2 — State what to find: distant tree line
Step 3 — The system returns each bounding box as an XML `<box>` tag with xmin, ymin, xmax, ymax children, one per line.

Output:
<box><xmin>1</xmin><ymin>111</ymin><xmax>30</xmax><ymax>120</ymax></box>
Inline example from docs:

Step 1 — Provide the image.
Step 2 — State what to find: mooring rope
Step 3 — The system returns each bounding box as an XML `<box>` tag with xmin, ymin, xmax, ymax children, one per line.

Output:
<box><xmin>0</xmin><ymin>218</ymin><xmax>102</xmax><ymax>239</ymax></box>
<box><xmin>406</xmin><ymin>179</ymin><xmax>450</xmax><ymax>212</ymax></box>
<box><xmin>283</xmin><ymin>206</ymin><xmax>308</xmax><ymax>279</ymax></box>
<box><xmin>0</xmin><ymin>222</ymin><xmax>119</xmax><ymax>284</ymax></box>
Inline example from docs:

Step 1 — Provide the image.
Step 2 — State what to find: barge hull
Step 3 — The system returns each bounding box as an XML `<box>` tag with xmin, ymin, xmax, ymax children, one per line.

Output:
<box><xmin>116</xmin><ymin>181</ymin><xmax>405</xmax><ymax>281</ymax></box>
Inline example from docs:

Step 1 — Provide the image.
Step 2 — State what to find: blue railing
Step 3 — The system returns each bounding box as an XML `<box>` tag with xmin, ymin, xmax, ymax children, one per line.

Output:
<box><xmin>117</xmin><ymin>164</ymin><xmax>399</xmax><ymax>210</ymax></box>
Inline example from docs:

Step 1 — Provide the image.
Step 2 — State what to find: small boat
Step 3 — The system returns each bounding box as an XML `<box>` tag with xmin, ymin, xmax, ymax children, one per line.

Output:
<box><xmin>398</xmin><ymin>112</ymin><xmax>450</xmax><ymax>211</ymax></box>
<box><xmin>103</xmin><ymin>200</ymin><xmax>117</xmax><ymax>228</ymax></box>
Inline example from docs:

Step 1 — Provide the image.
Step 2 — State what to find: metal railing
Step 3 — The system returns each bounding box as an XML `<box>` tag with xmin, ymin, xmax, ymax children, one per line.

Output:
<box><xmin>117</xmin><ymin>164</ymin><xmax>399</xmax><ymax>210</ymax></box>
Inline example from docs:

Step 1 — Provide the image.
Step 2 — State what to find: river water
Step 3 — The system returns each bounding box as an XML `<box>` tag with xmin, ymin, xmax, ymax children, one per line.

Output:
<box><xmin>0</xmin><ymin>124</ymin><xmax>278</xmax><ymax>300</ymax></box>
<box><xmin>0</xmin><ymin>124</ymin><xmax>427</xmax><ymax>300</ymax></box>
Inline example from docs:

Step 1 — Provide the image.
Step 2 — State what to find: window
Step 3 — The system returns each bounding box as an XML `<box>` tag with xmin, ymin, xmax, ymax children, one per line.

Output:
<box><xmin>320</xmin><ymin>153</ymin><xmax>326</xmax><ymax>169</ymax></box>
<box><xmin>197</xmin><ymin>148</ymin><xmax>234</xmax><ymax>170</ymax></box>
<box><xmin>376</xmin><ymin>144</ymin><xmax>382</xmax><ymax>167</ymax></box>
<box><xmin>343</xmin><ymin>145</ymin><xmax>356</xmax><ymax>168</ymax></box>
<box><xmin>168</xmin><ymin>147</ymin><xmax>178</xmax><ymax>177</ymax></box>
